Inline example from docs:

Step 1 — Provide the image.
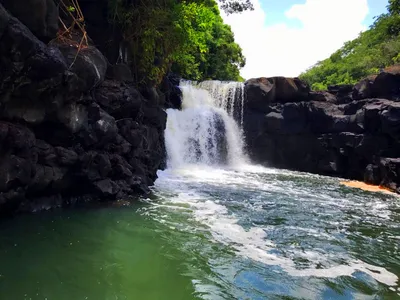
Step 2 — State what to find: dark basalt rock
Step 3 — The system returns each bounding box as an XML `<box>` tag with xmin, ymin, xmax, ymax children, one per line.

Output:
<box><xmin>0</xmin><ymin>0</ymin><xmax>58</xmax><ymax>42</ymax></box>
<box><xmin>310</xmin><ymin>91</ymin><xmax>337</xmax><ymax>103</ymax></box>
<box><xmin>244</xmin><ymin>74</ymin><xmax>400</xmax><ymax>193</ymax></box>
<box><xmin>379</xmin><ymin>158</ymin><xmax>400</xmax><ymax>192</ymax></box>
<box><xmin>56</xmin><ymin>44</ymin><xmax>108</xmax><ymax>92</ymax></box>
<box><xmin>353</xmin><ymin>75</ymin><xmax>376</xmax><ymax>100</ymax></box>
<box><xmin>160</xmin><ymin>73</ymin><xmax>182</xmax><ymax>109</ymax></box>
<box><xmin>95</xmin><ymin>81</ymin><xmax>143</xmax><ymax>119</ymax></box>
<box><xmin>106</xmin><ymin>64</ymin><xmax>134</xmax><ymax>83</ymax></box>
<box><xmin>0</xmin><ymin>4</ymin><xmax>167</xmax><ymax>216</ymax></box>
<box><xmin>371</xmin><ymin>67</ymin><xmax>400</xmax><ymax>100</ymax></box>
<box><xmin>327</xmin><ymin>84</ymin><xmax>353</xmax><ymax>104</ymax></box>
<box><xmin>353</xmin><ymin>66</ymin><xmax>400</xmax><ymax>101</ymax></box>
<box><xmin>244</xmin><ymin>77</ymin><xmax>310</xmax><ymax>113</ymax></box>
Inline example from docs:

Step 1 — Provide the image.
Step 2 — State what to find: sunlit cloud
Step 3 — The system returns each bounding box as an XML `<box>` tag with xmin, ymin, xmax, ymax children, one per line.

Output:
<box><xmin>222</xmin><ymin>0</ymin><xmax>369</xmax><ymax>79</ymax></box>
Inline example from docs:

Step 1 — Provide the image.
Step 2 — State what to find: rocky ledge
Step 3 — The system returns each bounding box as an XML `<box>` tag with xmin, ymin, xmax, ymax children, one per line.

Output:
<box><xmin>0</xmin><ymin>3</ymin><xmax>170</xmax><ymax>215</ymax></box>
<box><xmin>243</xmin><ymin>72</ymin><xmax>400</xmax><ymax>193</ymax></box>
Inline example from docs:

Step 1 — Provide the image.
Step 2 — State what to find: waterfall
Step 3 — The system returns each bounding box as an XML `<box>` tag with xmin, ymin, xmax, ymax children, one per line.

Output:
<box><xmin>165</xmin><ymin>80</ymin><xmax>247</xmax><ymax>169</ymax></box>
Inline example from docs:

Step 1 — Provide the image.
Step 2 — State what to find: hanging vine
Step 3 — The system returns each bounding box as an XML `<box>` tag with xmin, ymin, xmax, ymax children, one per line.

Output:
<box><xmin>55</xmin><ymin>0</ymin><xmax>89</xmax><ymax>69</ymax></box>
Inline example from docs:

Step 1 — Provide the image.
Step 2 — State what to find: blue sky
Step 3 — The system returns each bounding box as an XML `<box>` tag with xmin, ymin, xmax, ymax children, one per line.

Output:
<box><xmin>259</xmin><ymin>0</ymin><xmax>388</xmax><ymax>28</ymax></box>
<box><xmin>364</xmin><ymin>0</ymin><xmax>389</xmax><ymax>26</ymax></box>
<box><xmin>222</xmin><ymin>0</ymin><xmax>390</xmax><ymax>78</ymax></box>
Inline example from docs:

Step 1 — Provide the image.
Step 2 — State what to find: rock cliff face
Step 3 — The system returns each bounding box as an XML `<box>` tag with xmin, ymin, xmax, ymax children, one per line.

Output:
<box><xmin>243</xmin><ymin>71</ymin><xmax>400</xmax><ymax>193</ymax></box>
<box><xmin>0</xmin><ymin>3</ymin><xmax>167</xmax><ymax>215</ymax></box>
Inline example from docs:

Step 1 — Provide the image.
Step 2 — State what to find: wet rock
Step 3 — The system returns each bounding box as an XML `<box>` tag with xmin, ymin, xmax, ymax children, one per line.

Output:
<box><xmin>57</xmin><ymin>103</ymin><xmax>88</xmax><ymax>133</ymax></box>
<box><xmin>243</xmin><ymin>77</ymin><xmax>400</xmax><ymax>191</ymax></box>
<box><xmin>142</xmin><ymin>105</ymin><xmax>167</xmax><ymax>130</ymax></box>
<box><xmin>0</xmin><ymin>8</ymin><xmax>67</xmax><ymax>105</ymax></box>
<box><xmin>141</xmin><ymin>86</ymin><xmax>161</xmax><ymax>106</ymax></box>
<box><xmin>364</xmin><ymin>164</ymin><xmax>381</xmax><ymax>185</ymax></box>
<box><xmin>0</xmin><ymin>3</ymin><xmax>167</xmax><ymax>215</ymax></box>
<box><xmin>18</xmin><ymin>194</ymin><xmax>63</xmax><ymax>213</ymax></box>
<box><xmin>310</xmin><ymin>91</ymin><xmax>337</xmax><ymax>103</ymax></box>
<box><xmin>106</xmin><ymin>64</ymin><xmax>133</xmax><ymax>83</ymax></box>
<box><xmin>0</xmin><ymin>0</ymin><xmax>59</xmax><ymax>42</ymax></box>
<box><xmin>327</xmin><ymin>84</ymin><xmax>353</xmax><ymax>104</ymax></box>
<box><xmin>371</xmin><ymin>66</ymin><xmax>400</xmax><ymax>100</ymax></box>
<box><xmin>380</xmin><ymin>102</ymin><xmax>400</xmax><ymax>140</ymax></box>
<box><xmin>55</xmin><ymin>147</ymin><xmax>78</xmax><ymax>166</ymax></box>
<box><xmin>379</xmin><ymin>158</ymin><xmax>400</xmax><ymax>191</ymax></box>
<box><xmin>118</xmin><ymin>119</ymin><xmax>142</xmax><ymax>147</ymax></box>
<box><xmin>56</xmin><ymin>45</ymin><xmax>107</xmax><ymax>91</ymax></box>
<box><xmin>29</xmin><ymin>164</ymin><xmax>66</xmax><ymax>191</ymax></box>
<box><xmin>160</xmin><ymin>73</ymin><xmax>182</xmax><ymax>109</ymax></box>
<box><xmin>80</xmin><ymin>152</ymin><xmax>111</xmax><ymax>181</ymax></box>
<box><xmin>36</xmin><ymin>139</ymin><xmax>56</xmax><ymax>166</ymax></box>
<box><xmin>93</xmin><ymin>179</ymin><xmax>120</xmax><ymax>198</ymax></box>
<box><xmin>0</xmin><ymin>155</ymin><xmax>33</xmax><ymax>192</ymax></box>
<box><xmin>353</xmin><ymin>76</ymin><xmax>376</xmax><ymax>100</ymax></box>
<box><xmin>245</xmin><ymin>77</ymin><xmax>310</xmax><ymax>113</ymax></box>
<box><xmin>77</xmin><ymin>104</ymin><xmax>118</xmax><ymax>147</ymax></box>
<box><xmin>95</xmin><ymin>80</ymin><xmax>142</xmax><ymax>119</ymax></box>
<box><xmin>110</xmin><ymin>155</ymin><xmax>133</xmax><ymax>179</ymax></box>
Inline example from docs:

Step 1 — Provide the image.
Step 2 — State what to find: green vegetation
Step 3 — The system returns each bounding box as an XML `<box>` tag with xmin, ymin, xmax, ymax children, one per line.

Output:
<box><xmin>108</xmin><ymin>0</ymin><xmax>248</xmax><ymax>85</ymax></box>
<box><xmin>300</xmin><ymin>0</ymin><xmax>400</xmax><ymax>90</ymax></box>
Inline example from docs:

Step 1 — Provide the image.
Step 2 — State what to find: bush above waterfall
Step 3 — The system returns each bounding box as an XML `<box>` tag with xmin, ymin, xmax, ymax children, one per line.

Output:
<box><xmin>108</xmin><ymin>0</ymin><xmax>246</xmax><ymax>84</ymax></box>
<box><xmin>299</xmin><ymin>0</ymin><xmax>400</xmax><ymax>90</ymax></box>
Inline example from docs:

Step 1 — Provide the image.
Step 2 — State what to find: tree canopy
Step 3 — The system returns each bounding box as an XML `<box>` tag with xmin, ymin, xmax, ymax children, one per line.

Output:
<box><xmin>108</xmin><ymin>0</ymin><xmax>249</xmax><ymax>85</ymax></box>
<box><xmin>299</xmin><ymin>1</ymin><xmax>400</xmax><ymax>90</ymax></box>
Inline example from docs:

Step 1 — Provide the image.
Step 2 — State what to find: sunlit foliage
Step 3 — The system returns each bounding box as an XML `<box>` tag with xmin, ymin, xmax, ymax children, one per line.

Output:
<box><xmin>300</xmin><ymin>1</ymin><xmax>400</xmax><ymax>90</ymax></box>
<box><xmin>108</xmin><ymin>0</ymin><xmax>247</xmax><ymax>85</ymax></box>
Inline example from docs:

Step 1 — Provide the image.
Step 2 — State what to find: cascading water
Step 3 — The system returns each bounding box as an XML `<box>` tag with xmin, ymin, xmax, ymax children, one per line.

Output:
<box><xmin>165</xmin><ymin>80</ymin><xmax>247</xmax><ymax>168</ymax></box>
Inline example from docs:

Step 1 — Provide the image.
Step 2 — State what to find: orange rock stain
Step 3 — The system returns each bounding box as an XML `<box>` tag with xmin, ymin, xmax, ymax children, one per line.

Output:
<box><xmin>340</xmin><ymin>181</ymin><xmax>397</xmax><ymax>195</ymax></box>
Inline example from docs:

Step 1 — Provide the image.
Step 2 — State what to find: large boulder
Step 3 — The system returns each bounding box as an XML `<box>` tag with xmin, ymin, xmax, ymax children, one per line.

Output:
<box><xmin>371</xmin><ymin>65</ymin><xmax>400</xmax><ymax>100</ymax></box>
<box><xmin>160</xmin><ymin>73</ymin><xmax>182</xmax><ymax>109</ymax></box>
<box><xmin>244</xmin><ymin>77</ymin><xmax>310</xmax><ymax>113</ymax></box>
<box><xmin>379</xmin><ymin>158</ymin><xmax>400</xmax><ymax>192</ymax></box>
<box><xmin>95</xmin><ymin>80</ymin><xmax>142</xmax><ymax>119</ymax></box>
<box><xmin>309</xmin><ymin>91</ymin><xmax>337</xmax><ymax>103</ymax></box>
<box><xmin>0</xmin><ymin>5</ymin><xmax>67</xmax><ymax>97</ymax></box>
<box><xmin>327</xmin><ymin>84</ymin><xmax>353</xmax><ymax>104</ymax></box>
<box><xmin>0</xmin><ymin>2</ymin><xmax>168</xmax><ymax>215</ymax></box>
<box><xmin>353</xmin><ymin>66</ymin><xmax>400</xmax><ymax>101</ymax></box>
<box><xmin>56</xmin><ymin>44</ymin><xmax>108</xmax><ymax>91</ymax></box>
<box><xmin>243</xmin><ymin>75</ymin><xmax>400</xmax><ymax>192</ymax></box>
<box><xmin>0</xmin><ymin>0</ymin><xmax>58</xmax><ymax>42</ymax></box>
<box><xmin>0</xmin><ymin>4</ymin><xmax>69</xmax><ymax>128</ymax></box>
<box><xmin>353</xmin><ymin>75</ymin><xmax>376</xmax><ymax>100</ymax></box>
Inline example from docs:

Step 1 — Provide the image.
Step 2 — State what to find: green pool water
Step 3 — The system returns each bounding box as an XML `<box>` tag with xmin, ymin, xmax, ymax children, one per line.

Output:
<box><xmin>0</xmin><ymin>165</ymin><xmax>399</xmax><ymax>300</ymax></box>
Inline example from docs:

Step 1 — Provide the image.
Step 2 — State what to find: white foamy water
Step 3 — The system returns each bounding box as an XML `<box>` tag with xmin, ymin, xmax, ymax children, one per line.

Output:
<box><xmin>157</xmin><ymin>81</ymin><xmax>399</xmax><ymax>297</ymax></box>
<box><xmin>154</xmin><ymin>168</ymin><xmax>399</xmax><ymax>288</ymax></box>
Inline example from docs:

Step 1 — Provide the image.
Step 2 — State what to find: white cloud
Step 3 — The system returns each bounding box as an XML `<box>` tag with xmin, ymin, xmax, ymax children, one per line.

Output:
<box><xmin>222</xmin><ymin>0</ymin><xmax>369</xmax><ymax>79</ymax></box>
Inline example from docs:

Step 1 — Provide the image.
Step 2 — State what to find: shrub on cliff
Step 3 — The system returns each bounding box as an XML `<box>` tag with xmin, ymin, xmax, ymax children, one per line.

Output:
<box><xmin>300</xmin><ymin>1</ymin><xmax>400</xmax><ymax>90</ymax></box>
<box><xmin>108</xmin><ymin>0</ymin><xmax>247</xmax><ymax>85</ymax></box>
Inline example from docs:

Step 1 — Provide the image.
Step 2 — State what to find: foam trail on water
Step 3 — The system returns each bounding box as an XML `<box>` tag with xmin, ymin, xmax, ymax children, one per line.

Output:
<box><xmin>165</xmin><ymin>80</ymin><xmax>246</xmax><ymax>168</ymax></box>
<box><xmin>158</xmin><ymin>80</ymin><xmax>399</xmax><ymax>292</ymax></box>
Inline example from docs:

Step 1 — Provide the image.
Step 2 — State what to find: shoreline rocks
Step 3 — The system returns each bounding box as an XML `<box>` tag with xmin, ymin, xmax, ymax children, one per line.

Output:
<box><xmin>243</xmin><ymin>75</ymin><xmax>400</xmax><ymax>194</ymax></box>
<box><xmin>0</xmin><ymin>3</ymin><xmax>167</xmax><ymax>216</ymax></box>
